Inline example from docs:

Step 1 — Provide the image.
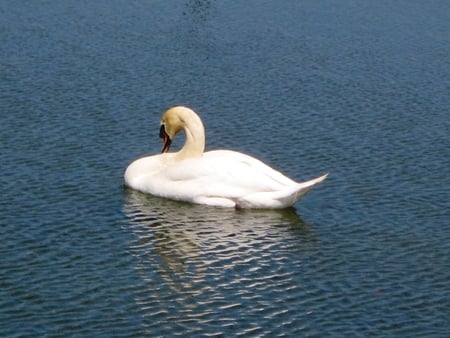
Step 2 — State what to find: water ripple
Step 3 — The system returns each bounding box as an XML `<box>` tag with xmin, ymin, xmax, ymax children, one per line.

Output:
<box><xmin>1</xmin><ymin>0</ymin><xmax>449</xmax><ymax>336</ymax></box>
<box><xmin>123</xmin><ymin>190</ymin><xmax>319</xmax><ymax>336</ymax></box>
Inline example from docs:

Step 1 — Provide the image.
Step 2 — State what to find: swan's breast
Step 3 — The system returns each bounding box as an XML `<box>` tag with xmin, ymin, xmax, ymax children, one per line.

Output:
<box><xmin>124</xmin><ymin>154</ymin><xmax>171</xmax><ymax>188</ymax></box>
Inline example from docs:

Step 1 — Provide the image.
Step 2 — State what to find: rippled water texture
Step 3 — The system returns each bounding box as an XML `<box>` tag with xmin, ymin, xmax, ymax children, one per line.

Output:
<box><xmin>1</xmin><ymin>0</ymin><xmax>449</xmax><ymax>336</ymax></box>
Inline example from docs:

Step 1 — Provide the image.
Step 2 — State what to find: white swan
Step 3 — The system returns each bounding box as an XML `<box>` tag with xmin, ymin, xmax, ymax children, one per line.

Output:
<box><xmin>124</xmin><ymin>106</ymin><xmax>327</xmax><ymax>209</ymax></box>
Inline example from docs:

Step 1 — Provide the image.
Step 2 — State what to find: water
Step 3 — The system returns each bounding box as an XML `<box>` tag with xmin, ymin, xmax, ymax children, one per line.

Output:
<box><xmin>1</xmin><ymin>0</ymin><xmax>449</xmax><ymax>336</ymax></box>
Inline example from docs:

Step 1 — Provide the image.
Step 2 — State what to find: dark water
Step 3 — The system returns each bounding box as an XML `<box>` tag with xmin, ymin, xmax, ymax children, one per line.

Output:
<box><xmin>1</xmin><ymin>0</ymin><xmax>449</xmax><ymax>336</ymax></box>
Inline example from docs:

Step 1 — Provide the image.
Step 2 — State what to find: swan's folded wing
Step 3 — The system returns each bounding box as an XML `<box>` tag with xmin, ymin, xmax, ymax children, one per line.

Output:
<box><xmin>135</xmin><ymin>150</ymin><xmax>327</xmax><ymax>209</ymax></box>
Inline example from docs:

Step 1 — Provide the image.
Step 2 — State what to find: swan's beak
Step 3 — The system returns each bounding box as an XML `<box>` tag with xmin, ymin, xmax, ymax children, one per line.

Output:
<box><xmin>160</xmin><ymin>124</ymin><xmax>172</xmax><ymax>153</ymax></box>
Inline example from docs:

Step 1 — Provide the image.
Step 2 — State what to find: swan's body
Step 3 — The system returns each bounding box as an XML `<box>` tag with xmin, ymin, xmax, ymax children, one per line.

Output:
<box><xmin>124</xmin><ymin>106</ymin><xmax>327</xmax><ymax>209</ymax></box>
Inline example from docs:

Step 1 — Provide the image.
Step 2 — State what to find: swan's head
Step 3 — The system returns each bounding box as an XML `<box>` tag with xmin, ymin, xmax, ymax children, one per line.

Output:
<box><xmin>159</xmin><ymin>106</ymin><xmax>199</xmax><ymax>153</ymax></box>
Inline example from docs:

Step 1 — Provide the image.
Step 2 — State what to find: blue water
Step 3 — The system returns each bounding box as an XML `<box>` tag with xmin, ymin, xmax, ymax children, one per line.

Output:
<box><xmin>1</xmin><ymin>0</ymin><xmax>449</xmax><ymax>336</ymax></box>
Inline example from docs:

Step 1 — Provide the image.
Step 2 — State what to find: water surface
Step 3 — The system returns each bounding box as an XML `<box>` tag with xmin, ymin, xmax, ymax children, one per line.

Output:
<box><xmin>1</xmin><ymin>0</ymin><xmax>449</xmax><ymax>336</ymax></box>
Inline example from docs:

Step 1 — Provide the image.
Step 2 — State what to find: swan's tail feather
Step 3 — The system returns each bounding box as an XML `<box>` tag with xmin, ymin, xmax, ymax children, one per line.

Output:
<box><xmin>236</xmin><ymin>173</ymin><xmax>328</xmax><ymax>209</ymax></box>
<box><xmin>294</xmin><ymin>173</ymin><xmax>328</xmax><ymax>199</ymax></box>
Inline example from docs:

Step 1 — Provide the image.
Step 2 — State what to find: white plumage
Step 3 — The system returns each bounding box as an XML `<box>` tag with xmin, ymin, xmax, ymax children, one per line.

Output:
<box><xmin>124</xmin><ymin>106</ymin><xmax>327</xmax><ymax>209</ymax></box>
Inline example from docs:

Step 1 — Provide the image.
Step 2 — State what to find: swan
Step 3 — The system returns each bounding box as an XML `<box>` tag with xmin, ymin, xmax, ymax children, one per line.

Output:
<box><xmin>124</xmin><ymin>106</ymin><xmax>327</xmax><ymax>209</ymax></box>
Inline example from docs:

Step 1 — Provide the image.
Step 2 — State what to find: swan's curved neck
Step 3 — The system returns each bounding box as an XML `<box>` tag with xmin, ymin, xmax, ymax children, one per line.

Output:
<box><xmin>176</xmin><ymin>113</ymin><xmax>205</xmax><ymax>161</ymax></box>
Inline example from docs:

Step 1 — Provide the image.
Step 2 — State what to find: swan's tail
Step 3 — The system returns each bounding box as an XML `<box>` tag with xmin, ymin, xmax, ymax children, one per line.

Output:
<box><xmin>293</xmin><ymin>173</ymin><xmax>328</xmax><ymax>201</ymax></box>
<box><xmin>236</xmin><ymin>173</ymin><xmax>328</xmax><ymax>209</ymax></box>
<box><xmin>271</xmin><ymin>173</ymin><xmax>328</xmax><ymax>208</ymax></box>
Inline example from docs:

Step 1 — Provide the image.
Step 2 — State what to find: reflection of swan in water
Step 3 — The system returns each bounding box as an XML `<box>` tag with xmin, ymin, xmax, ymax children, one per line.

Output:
<box><xmin>123</xmin><ymin>189</ymin><xmax>315</xmax><ymax>294</ymax></box>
